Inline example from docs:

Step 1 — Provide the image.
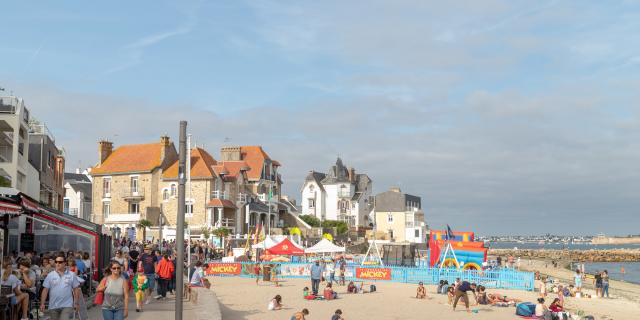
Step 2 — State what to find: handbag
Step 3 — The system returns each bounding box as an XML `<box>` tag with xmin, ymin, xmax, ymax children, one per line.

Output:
<box><xmin>93</xmin><ymin>291</ymin><xmax>104</xmax><ymax>305</ymax></box>
<box><xmin>94</xmin><ymin>278</ymin><xmax>107</xmax><ymax>305</ymax></box>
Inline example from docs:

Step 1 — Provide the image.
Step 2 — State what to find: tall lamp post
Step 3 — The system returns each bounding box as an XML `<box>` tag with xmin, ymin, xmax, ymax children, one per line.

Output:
<box><xmin>175</xmin><ymin>121</ymin><xmax>187</xmax><ymax>319</ymax></box>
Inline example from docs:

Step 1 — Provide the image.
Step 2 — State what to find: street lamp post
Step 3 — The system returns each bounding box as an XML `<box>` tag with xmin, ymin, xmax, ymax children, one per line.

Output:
<box><xmin>175</xmin><ymin>121</ymin><xmax>187</xmax><ymax>320</ymax></box>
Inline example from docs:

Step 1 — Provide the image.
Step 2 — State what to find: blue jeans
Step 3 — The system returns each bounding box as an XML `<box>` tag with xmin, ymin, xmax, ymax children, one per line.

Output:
<box><xmin>603</xmin><ymin>283</ymin><xmax>609</xmax><ymax>297</ymax></box>
<box><xmin>102</xmin><ymin>308</ymin><xmax>124</xmax><ymax>320</ymax></box>
<box><xmin>311</xmin><ymin>279</ymin><xmax>320</xmax><ymax>295</ymax></box>
<box><xmin>329</xmin><ymin>272</ymin><xmax>336</xmax><ymax>284</ymax></box>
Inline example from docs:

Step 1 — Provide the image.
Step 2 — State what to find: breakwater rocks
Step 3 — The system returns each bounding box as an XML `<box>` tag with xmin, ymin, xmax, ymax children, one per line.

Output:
<box><xmin>489</xmin><ymin>249</ymin><xmax>640</xmax><ymax>262</ymax></box>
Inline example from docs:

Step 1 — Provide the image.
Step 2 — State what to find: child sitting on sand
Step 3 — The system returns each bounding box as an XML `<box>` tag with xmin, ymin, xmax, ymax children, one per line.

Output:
<box><xmin>347</xmin><ymin>281</ymin><xmax>356</xmax><ymax>293</ymax></box>
<box><xmin>476</xmin><ymin>285</ymin><xmax>489</xmax><ymax>305</ymax></box>
<box><xmin>324</xmin><ymin>283</ymin><xmax>338</xmax><ymax>300</ymax></box>
<box><xmin>268</xmin><ymin>294</ymin><xmax>283</xmax><ymax>311</ymax></box>
<box><xmin>290</xmin><ymin>308</ymin><xmax>309</xmax><ymax>320</ymax></box>
<box><xmin>416</xmin><ymin>282</ymin><xmax>427</xmax><ymax>299</ymax></box>
<box><xmin>303</xmin><ymin>287</ymin><xmax>310</xmax><ymax>298</ymax></box>
<box><xmin>331</xmin><ymin>309</ymin><xmax>344</xmax><ymax>320</ymax></box>
<box><xmin>447</xmin><ymin>286</ymin><xmax>455</xmax><ymax>305</ymax></box>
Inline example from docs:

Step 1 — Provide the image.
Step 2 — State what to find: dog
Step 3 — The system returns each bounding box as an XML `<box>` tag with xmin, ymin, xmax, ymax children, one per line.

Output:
<box><xmin>184</xmin><ymin>279</ymin><xmax>211</xmax><ymax>303</ymax></box>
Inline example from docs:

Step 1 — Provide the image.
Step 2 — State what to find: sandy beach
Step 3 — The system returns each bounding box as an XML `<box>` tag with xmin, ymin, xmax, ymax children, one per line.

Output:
<box><xmin>209</xmin><ymin>276</ymin><xmax>640</xmax><ymax>319</ymax></box>
<box><xmin>518</xmin><ymin>259</ymin><xmax>640</xmax><ymax>304</ymax></box>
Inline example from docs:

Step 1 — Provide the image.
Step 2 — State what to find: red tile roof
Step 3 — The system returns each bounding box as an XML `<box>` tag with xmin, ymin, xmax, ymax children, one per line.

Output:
<box><xmin>206</xmin><ymin>199</ymin><xmax>237</xmax><ymax>209</ymax></box>
<box><xmin>92</xmin><ymin>143</ymin><xmax>173</xmax><ymax>175</ymax></box>
<box><xmin>240</xmin><ymin>146</ymin><xmax>275</xmax><ymax>180</ymax></box>
<box><xmin>163</xmin><ymin>147</ymin><xmax>217</xmax><ymax>179</ymax></box>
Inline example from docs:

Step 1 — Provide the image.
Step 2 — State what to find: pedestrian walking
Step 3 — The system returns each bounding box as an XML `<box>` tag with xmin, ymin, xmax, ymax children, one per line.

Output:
<box><xmin>310</xmin><ymin>261</ymin><xmax>323</xmax><ymax>295</ymax></box>
<box><xmin>39</xmin><ymin>254</ymin><xmax>82</xmax><ymax>320</ymax></box>
<box><xmin>138</xmin><ymin>245</ymin><xmax>157</xmax><ymax>303</ymax></box>
<box><xmin>155</xmin><ymin>254</ymin><xmax>174</xmax><ymax>299</ymax></box>
<box><xmin>97</xmin><ymin>261</ymin><xmax>129</xmax><ymax>320</ymax></box>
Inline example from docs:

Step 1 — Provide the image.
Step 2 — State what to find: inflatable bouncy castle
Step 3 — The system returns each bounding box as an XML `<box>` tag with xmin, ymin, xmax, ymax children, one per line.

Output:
<box><xmin>428</xmin><ymin>230</ymin><xmax>487</xmax><ymax>270</ymax></box>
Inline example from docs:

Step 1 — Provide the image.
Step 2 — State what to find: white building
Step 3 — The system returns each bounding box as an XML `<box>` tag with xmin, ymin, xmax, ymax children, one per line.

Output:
<box><xmin>63</xmin><ymin>169</ymin><xmax>92</xmax><ymax>220</ymax></box>
<box><xmin>373</xmin><ymin>187</ymin><xmax>427</xmax><ymax>243</ymax></box>
<box><xmin>0</xmin><ymin>95</ymin><xmax>40</xmax><ymax>199</ymax></box>
<box><xmin>301</xmin><ymin>158</ymin><xmax>373</xmax><ymax>229</ymax></box>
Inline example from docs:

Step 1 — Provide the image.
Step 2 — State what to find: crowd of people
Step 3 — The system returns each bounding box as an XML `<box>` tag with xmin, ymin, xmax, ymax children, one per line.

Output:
<box><xmin>0</xmin><ymin>249</ymin><xmax>93</xmax><ymax>320</ymax></box>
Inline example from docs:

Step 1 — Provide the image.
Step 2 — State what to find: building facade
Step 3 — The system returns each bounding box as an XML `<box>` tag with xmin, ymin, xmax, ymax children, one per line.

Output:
<box><xmin>0</xmin><ymin>96</ymin><xmax>39</xmax><ymax>199</ymax></box>
<box><xmin>63</xmin><ymin>169</ymin><xmax>92</xmax><ymax>220</ymax></box>
<box><xmin>90</xmin><ymin>136</ymin><xmax>177</xmax><ymax>239</ymax></box>
<box><xmin>28</xmin><ymin>122</ymin><xmax>65</xmax><ymax>211</ymax></box>
<box><xmin>374</xmin><ymin>187</ymin><xmax>427</xmax><ymax>243</ymax></box>
<box><xmin>301</xmin><ymin>158</ymin><xmax>373</xmax><ymax>229</ymax></box>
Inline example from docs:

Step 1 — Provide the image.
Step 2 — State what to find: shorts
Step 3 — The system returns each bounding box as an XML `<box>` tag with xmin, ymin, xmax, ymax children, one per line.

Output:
<box><xmin>10</xmin><ymin>296</ymin><xmax>17</xmax><ymax>305</ymax></box>
<box><xmin>595</xmin><ymin>283</ymin><xmax>602</xmax><ymax>288</ymax></box>
<box><xmin>145</xmin><ymin>273</ymin><xmax>156</xmax><ymax>290</ymax></box>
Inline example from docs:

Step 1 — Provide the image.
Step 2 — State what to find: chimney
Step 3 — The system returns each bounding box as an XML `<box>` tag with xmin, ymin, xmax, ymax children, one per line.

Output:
<box><xmin>98</xmin><ymin>140</ymin><xmax>113</xmax><ymax>164</ymax></box>
<box><xmin>349</xmin><ymin>167</ymin><xmax>356</xmax><ymax>183</ymax></box>
<box><xmin>160</xmin><ymin>135</ymin><xmax>170</xmax><ymax>162</ymax></box>
<box><xmin>390</xmin><ymin>186</ymin><xmax>401</xmax><ymax>193</ymax></box>
<box><xmin>75</xmin><ymin>168</ymin><xmax>80</xmax><ymax>174</ymax></box>
<box><xmin>220</xmin><ymin>146</ymin><xmax>242</xmax><ymax>161</ymax></box>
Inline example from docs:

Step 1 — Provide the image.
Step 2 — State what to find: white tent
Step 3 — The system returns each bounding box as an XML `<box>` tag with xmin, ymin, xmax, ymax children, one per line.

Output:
<box><xmin>251</xmin><ymin>236</ymin><xmax>279</xmax><ymax>249</ymax></box>
<box><xmin>305</xmin><ymin>238</ymin><xmax>346</xmax><ymax>254</ymax></box>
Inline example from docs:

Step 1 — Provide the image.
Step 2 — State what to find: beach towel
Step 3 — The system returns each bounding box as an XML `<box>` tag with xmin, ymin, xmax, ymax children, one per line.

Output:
<box><xmin>515</xmin><ymin>302</ymin><xmax>536</xmax><ymax>317</ymax></box>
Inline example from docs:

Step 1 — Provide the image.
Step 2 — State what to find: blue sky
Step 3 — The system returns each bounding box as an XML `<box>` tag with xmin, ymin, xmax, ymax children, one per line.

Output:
<box><xmin>2</xmin><ymin>0</ymin><xmax>640</xmax><ymax>235</ymax></box>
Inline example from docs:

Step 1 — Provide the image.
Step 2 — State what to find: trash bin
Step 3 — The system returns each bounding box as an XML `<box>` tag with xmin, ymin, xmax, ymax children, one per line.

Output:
<box><xmin>263</xmin><ymin>265</ymin><xmax>272</xmax><ymax>281</ymax></box>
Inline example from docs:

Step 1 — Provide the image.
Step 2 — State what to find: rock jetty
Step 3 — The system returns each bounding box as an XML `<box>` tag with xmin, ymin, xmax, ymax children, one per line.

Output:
<box><xmin>488</xmin><ymin>248</ymin><xmax>640</xmax><ymax>262</ymax></box>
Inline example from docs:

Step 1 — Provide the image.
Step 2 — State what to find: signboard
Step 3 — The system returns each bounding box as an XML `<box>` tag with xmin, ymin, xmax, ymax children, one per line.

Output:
<box><xmin>206</xmin><ymin>263</ymin><xmax>242</xmax><ymax>275</ymax></box>
<box><xmin>355</xmin><ymin>267</ymin><xmax>392</xmax><ymax>280</ymax></box>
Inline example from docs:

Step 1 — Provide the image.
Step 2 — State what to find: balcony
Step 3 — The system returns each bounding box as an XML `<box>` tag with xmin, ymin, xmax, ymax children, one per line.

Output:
<box><xmin>0</xmin><ymin>97</ymin><xmax>17</xmax><ymax>114</ymax></box>
<box><xmin>337</xmin><ymin>190</ymin><xmax>351</xmax><ymax>198</ymax></box>
<box><xmin>0</xmin><ymin>145</ymin><xmax>12</xmax><ymax>162</ymax></box>
<box><xmin>105</xmin><ymin>213</ymin><xmax>141</xmax><ymax>223</ymax></box>
<box><xmin>211</xmin><ymin>190</ymin><xmax>229</xmax><ymax>200</ymax></box>
<box><xmin>237</xmin><ymin>193</ymin><xmax>249</xmax><ymax>203</ymax></box>
<box><xmin>121</xmin><ymin>188</ymin><xmax>145</xmax><ymax>200</ymax></box>
<box><xmin>258</xmin><ymin>193</ymin><xmax>278</xmax><ymax>203</ymax></box>
<box><xmin>68</xmin><ymin>208</ymin><xmax>79</xmax><ymax>217</ymax></box>
<box><xmin>214</xmin><ymin>217</ymin><xmax>235</xmax><ymax>229</ymax></box>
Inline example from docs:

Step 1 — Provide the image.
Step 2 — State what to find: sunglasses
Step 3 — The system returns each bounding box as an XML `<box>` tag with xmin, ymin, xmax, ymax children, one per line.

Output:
<box><xmin>55</xmin><ymin>260</ymin><xmax>66</xmax><ymax>264</ymax></box>
<box><xmin>111</xmin><ymin>267</ymin><xmax>121</xmax><ymax>270</ymax></box>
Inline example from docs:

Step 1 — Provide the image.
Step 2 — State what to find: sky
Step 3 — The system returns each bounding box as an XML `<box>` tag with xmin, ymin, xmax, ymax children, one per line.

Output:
<box><xmin>1</xmin><ymin>0</ymin><xmax>639</xmax><ymax>235</ymax></box>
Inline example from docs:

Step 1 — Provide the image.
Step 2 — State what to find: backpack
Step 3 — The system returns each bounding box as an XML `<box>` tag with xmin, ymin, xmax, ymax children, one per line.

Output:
<box><xmin>369</xmin><ymin>284</ymin><xmax>376</xmax><ymax>292</ymax></box>
<box><xmin>515</xmin><ymin>303</ymin><xmax>536</xmax><ymax>317</ymax></box>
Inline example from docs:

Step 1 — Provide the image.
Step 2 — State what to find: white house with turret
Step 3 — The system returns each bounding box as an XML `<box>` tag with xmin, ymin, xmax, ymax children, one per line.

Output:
<box><xmin>301</xmin><ymin>158</ymin><xmax>373</xmax><ymax>229</ymax></box>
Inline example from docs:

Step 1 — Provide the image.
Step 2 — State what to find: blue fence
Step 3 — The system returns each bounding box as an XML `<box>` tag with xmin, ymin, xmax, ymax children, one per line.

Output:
<box><xmin>205</xmin><ymin>261</ymin><xmax>535</xmax><ymax>291</ymax></box>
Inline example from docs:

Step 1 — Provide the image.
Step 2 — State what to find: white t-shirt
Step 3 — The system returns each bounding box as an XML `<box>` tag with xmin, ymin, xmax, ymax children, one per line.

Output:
<box><xmin>82</xmin><ymin>259</ymin><xmax>92</xmax><ymax>270</ymax></box>
<box><xmin>535</xmin><ymin>303</ymin><xmax>545</xmax><ymax>317</ymax></box>
<box><xmin>0</xmin><ymin>273</ymin><xmax>20</xmax><ymax>289</ymax></box>
<box><xmin>267</xmin><ymin>299</ymin><xmax>277</xmax><ymax>310</ymax></box>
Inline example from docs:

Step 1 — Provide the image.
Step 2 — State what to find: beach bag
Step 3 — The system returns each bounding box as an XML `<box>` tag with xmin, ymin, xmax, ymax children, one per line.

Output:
<box><xmin>515</xmin><ymin>302</ymin><xmax>536</xmax><ymax>316</ymax></box>
<box><xmin>370</xmin><ymin>284</ymin><xmax>377</xmax><ymax>292</ymax></box>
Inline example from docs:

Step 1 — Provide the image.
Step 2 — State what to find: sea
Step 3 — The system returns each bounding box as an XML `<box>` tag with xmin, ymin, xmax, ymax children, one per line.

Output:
<box><xmin>487</xmin><ymin>241</ymin><xmax>640</xmax><ymax>284</ymax></box>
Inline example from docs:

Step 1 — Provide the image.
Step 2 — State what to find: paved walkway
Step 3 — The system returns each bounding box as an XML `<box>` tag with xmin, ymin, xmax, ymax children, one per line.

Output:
<box><xmin>88</xmin><ymin>292</ymin><xmax>199</xmax><ymax>319</ymax></box>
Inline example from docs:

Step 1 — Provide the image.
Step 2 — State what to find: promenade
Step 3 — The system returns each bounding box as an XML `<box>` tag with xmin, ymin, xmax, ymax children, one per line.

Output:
<box><xmin>87</xmin><ymin>293</ymin><xmax>199</xmax><ymax>319</ymax></box>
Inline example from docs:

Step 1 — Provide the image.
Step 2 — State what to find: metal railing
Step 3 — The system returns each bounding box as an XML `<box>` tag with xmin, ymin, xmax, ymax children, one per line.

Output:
<box><xmin>337</xmin><ymin>191</ymin><xmax>351</xmax><ymax>198</ymax></box>
<box><xmin>237</xmin><ymin>193</ymin><xmax>249</xmax><ymax>203</ymax></box>
<box><xmin>211</xmin><ymin>190</ymin><xmax>229</xmax><ymax>200</ymax></box>
<box><xmin>0</xmin><ymin>97</ymin><xmax>17</xmax><ymax>113</ymax></box>
<box><xmin>120</xmin><ymin>188</ymin><xmax>145</xmax><ymax>198</ymax></box>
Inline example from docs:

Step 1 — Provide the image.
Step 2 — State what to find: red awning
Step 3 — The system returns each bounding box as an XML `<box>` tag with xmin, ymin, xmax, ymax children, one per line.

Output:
<box><xmin>265</xmin><ymin>238</ymin><xmax>305</xmax><ymax>256</ymax></box>
<box><xmin>0</xmin><ymin>201</ymin><xmax>21</xmax><ymax>216</ymax></box>
<box><xmin>20</xmin><ymin>197</ymin><xmax>40</xmax><ymax>213</ymax></box>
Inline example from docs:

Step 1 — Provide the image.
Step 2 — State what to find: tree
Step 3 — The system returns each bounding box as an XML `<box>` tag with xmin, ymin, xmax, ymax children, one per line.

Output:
<box><xmin>213</xmin><ymin>227</ymin><xmax>231</xmax><ymax>249</ymax></box>
<box><xmin>321</xmin><ymin>220</ymin><xmax>348</xmax><ymax>235</ymax></box>
<box><xmin>201</xmin><ymin>226</ymin><xmax>211</xmax><ymax>241</ymax></box>
<box><xmin>300</xmin><ymin>214</ymin><xmax>321</xmax><ymax>227</ymax></box>
<box><xmin>137</xmin><ymin>219</ymin><xmax>153</xmax><ymax>241</ymax></box>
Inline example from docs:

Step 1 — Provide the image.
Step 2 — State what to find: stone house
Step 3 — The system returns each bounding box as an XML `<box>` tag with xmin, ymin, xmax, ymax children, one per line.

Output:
<box><xmin>90</xmin><ymin>136</ymin><xmax>177</xmax><ymax>240</ymax></box>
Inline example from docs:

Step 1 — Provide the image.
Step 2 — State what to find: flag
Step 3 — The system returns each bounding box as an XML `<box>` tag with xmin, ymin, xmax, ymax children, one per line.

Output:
<box><xmin>268</xmin><ymin>188</ymin><xmax>273</xmax><ymax>201</ymax></box>
<box><xmin>446</xmin><ymin>225</ymin><xmax>455</xmax><ymax>241</ymax></box>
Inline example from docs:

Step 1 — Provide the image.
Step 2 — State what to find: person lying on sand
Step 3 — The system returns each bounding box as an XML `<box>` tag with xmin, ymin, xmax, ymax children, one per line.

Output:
<box><xmin>416</xmin><ymin>282</ymin><xmax>427</xmax><ymax>299</ymax></box>
<box><xmin>487</xmin><ymin>293</ymin><xmax>521</xmax><ymax>306</ymax></box>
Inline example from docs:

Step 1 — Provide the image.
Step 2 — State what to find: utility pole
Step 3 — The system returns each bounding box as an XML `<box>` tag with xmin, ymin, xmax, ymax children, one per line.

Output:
<box><xmin>175</xmin><ymin>121</ymin><xmax>187</xmax><ymax>319</ymax></box>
